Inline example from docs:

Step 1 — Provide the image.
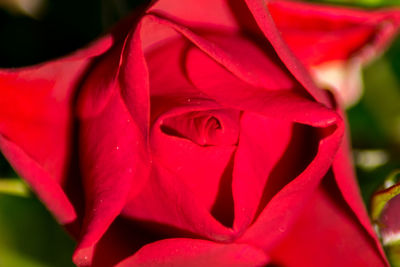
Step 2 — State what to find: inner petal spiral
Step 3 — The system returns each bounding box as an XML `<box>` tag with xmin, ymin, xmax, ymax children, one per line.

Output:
<box><xmin>160</xmin><ymin>109</ymin><xmax>239</xmax><ymax>146</ymax></box>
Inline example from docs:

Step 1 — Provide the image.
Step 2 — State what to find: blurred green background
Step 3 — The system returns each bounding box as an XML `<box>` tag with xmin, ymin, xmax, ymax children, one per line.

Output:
<box><xmin>0</xmin><ymin>0</ymin><xmax>399</xmax><ymax>266</ymax></box>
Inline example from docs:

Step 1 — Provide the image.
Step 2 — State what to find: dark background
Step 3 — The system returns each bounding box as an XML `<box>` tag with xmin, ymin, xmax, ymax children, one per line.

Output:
<box><xmin>0</xmin><ymin>0</ymin><xmax>399</xmax><ymax>266</ymax></box>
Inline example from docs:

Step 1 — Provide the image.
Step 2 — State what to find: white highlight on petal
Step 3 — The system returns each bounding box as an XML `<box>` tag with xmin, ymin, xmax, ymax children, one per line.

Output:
<box><xmin>311</xmin><ymin>59</ymin><xmax>363</xmax><ymax>108</ymax></box>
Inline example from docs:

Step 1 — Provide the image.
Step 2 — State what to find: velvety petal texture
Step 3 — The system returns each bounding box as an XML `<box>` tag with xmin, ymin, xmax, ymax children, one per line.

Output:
<box><xmin>0</xmin><ymin>0</ymin><xmax>396</xmax><ymax>266</ymax></box>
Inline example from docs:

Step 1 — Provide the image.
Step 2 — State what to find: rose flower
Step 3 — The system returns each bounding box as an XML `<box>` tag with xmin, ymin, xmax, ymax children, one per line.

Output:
<box><xmin>0</xmin><ymin>0</ymin><xmax>398</xmax><ymax>266</ymax></box>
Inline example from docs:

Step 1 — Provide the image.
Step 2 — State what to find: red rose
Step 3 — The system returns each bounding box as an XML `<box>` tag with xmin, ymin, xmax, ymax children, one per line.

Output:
<box><xmin>0</xmin><ymin>0</ymin><xmax>397</xmax><ymax>266</ymax></box>
<box><xmin>269</xmin><ymin>0</ymin><xmax>400</xmax><ymax>106</ymax></box>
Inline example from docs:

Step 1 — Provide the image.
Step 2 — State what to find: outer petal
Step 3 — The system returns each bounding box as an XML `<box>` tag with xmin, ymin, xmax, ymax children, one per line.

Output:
<box><xmin>0</xmin><ymin>135</ymin><xmax>76</xmax><ymax>223</ymax></box>
<box><xmin>311</xmin><ymin>59</ymin><xmax>364</xmax><ymax>106</ymax></box>
<box><xmin>0</xmin><ymin>5</ymin><xmax>145</xmax><ymax>227</ymax></box>
<box><xmin>116</xmin><ymin>238</ymin><xmax>269</xmax><ymax>267</ymax></box>
<box><xmin>332</xmin><ymin>109</ymin><xmax>388</xmax><ymax>264</ymax></box>
<box><xmin>0</xmin><ymin>8</ymin><xmax>150</xmax><ymax>266</ymax></box>
<box><xmin>0</xmin><ymin>35</ymin><xmax>114</xmax><ymax>224</ymax></box>
<box><xmin>268</xmin><ymin>0</ymin><xmax>400</xmax><ymax>106</ymax></box>
<box><xmin>244</xmin><ymin>0</ymin><xmax>331</xmax><ymax>105</ymax></box>
<box><xmin>268</xmin><ymin>0</ymin><xmax>400</xmax><ymax>66</ymax></box>
<box><xmin>73</xmin><ymin>22</ymin><xmax>151</xmax><ymax>265</ymax></box>
<box><xmin>74</xmin><ymin>87</ymin><xmax>150</xmax><ymax>266</ymax></box>
<box><xmin>271</xmin><ymin>174</ymin><xmax>387</xmax><ymax>267</ymax></box>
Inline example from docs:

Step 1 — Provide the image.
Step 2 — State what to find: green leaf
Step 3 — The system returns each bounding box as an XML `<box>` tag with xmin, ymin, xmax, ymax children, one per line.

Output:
<box><xmin>0</xmin><ymin>194</ymin><xmax>75</xmax><ymax>267</ymax></box>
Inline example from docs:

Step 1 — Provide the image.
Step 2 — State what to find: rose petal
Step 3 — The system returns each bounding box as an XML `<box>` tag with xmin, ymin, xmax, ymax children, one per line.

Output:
<box><xmin>269</xmin><ymin>0</ymin><xmax>400</xmax><ymax>65</ymax></box>
<box><xmin>144</xmin><ymin>14</ymin><xmax>295</xmax><ymax>91</ymax></box>
<box><xmin>0</xmin><ymin>135</ymin><xmax>76</xmax><ymax>223</ymax></box>
<box><xmin>0</xmin><ymin>6</ymin><xmax>143</xmax><ymax>229</ymax></box>
<box><xmin>92</xmin><ymin>217</ymin><xmax>266</xmax><ymax>267</ymax></box>
<box><xmin>243</xmin><ymin>0</ymin><xmax>331</xmax><ymax>105</ymax></box>
<box><xmin>122</xmin><ymin>160</ymin><xmax>237</xmax><ymax>242</ymax></box>
<box><xmin>231</xmin><ymin>113</ymin><xmax>292</xmax><ymax>231</ymax></box>
<box><xmin>332</xmin><ymin>108</ymin><xmax>388</xmax><ymax>264</ymax></box>
<box><xmin>76</xmin><ymin>43</ymin><xmax>123</xmax><ymax>119</ymax></box>
<box><xmin>116</xmin><ymin>238</ymin><xmax>269</xmax><ymax>267</ymax></box>
<box><xmin>148</xmin><ymin>0</ymin><xmax>257</xmax><ymax>32</ymax></box>
<box><xmin>231</xmin><ymin>113</ymin><xmax>310</xmax><ymax>232</ymax></box>
<box><xmin>73</xmin><ymin>86</ymin><xmax>150</xmax><ymax>266</ymax></box>
<box><xmin>271</xmin><ymin>174</ymin><xmax>387</xmax><ymax>267</ymax></box>
<box><xmin>73</xmin><ymin>19</ymin><xmax>155</xmax><ymax>266</ymax></box>
<box><xmin>237</xmin><ymin>118</ymin><xmax>343</xmax><ymax>250</ymax></box>
<box><xmin>0</xmin><ymin>34</ymin><xmax>115</xmax><ymax>224</ymax></box>
<box><xmin>311</xmin><ymin>59</ymin><xmax>364</xmax><ymax>107</ymax></box>
<box><xmin>119</xmin><ymin>21</ymin><xmax>151</xmax><ymax>142</ymax></box>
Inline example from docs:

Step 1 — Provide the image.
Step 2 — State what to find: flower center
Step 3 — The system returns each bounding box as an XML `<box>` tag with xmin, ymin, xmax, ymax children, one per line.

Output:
<box><xmin>160</xmin><ymin>109</ymin><xmax>239</xmax><ymax>146</ymax></box>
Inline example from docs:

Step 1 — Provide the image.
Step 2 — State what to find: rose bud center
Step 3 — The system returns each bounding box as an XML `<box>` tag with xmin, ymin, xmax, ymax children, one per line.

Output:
<box><xmin>160</xmin><ymin>109</ymin><xmax>240</xmax><ymax>147</ymax></box>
